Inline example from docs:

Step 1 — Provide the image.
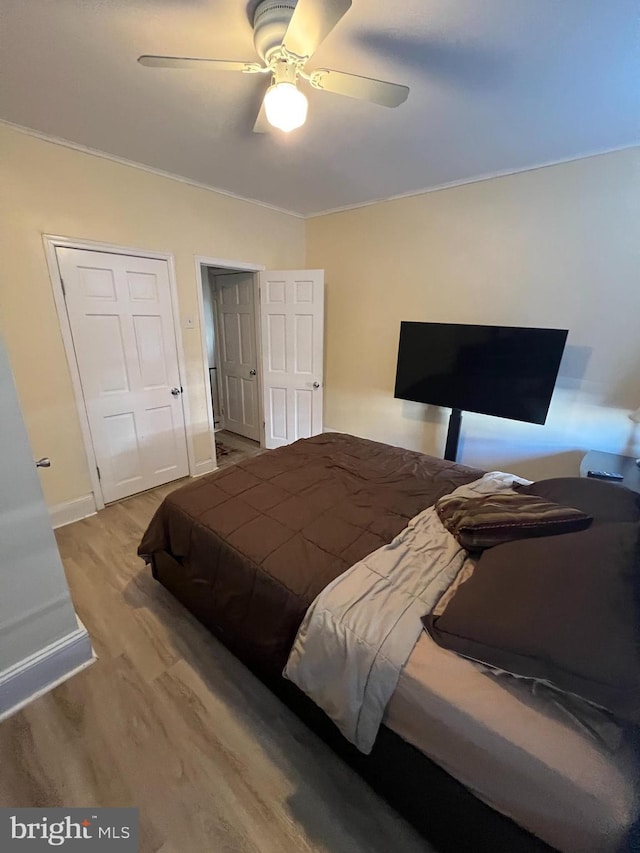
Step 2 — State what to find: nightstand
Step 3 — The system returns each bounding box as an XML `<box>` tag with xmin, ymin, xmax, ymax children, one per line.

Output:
<box><xmin>580</xmin><ymin>450</ymin><xmax>640</xmax><ymax>494</ymax></box>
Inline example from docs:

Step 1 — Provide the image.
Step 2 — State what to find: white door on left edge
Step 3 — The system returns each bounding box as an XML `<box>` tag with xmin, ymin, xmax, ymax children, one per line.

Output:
<box><xmin>56</xmin><ymin>248</ymin><xmax>189</xmax><ymax>503</ymax></box>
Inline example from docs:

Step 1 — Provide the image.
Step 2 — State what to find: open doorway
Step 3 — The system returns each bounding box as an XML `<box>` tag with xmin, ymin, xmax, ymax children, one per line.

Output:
<box><xmin>196</xmin><ymin>259</ymin><xmax>325</xmax><ymax>457</ymax></box>
<box><xmin>198</xmin><ymin>261</ymin><xmax>264</xmax><ymax>454</ymax></box>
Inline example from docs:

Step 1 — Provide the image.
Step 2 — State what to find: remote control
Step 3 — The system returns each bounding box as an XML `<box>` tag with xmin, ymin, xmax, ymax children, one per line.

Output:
<box><xmin>586</xmin><ymin>470</ymin><xmax>624</xmax><ymax>481</ymax></box>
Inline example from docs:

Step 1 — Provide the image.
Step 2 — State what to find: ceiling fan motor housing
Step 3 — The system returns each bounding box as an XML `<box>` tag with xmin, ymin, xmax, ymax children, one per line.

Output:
<box><xmin>253</xmin><ymin>0</ymin><xmax>297</xmax><ymax>63</ymax></box>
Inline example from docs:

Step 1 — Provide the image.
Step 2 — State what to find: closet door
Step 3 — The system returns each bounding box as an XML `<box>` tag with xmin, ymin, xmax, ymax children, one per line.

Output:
<box><xmin>57</xmin><ymin>248</ymin><xmax>189</xmax><ymax>502</ymax></box>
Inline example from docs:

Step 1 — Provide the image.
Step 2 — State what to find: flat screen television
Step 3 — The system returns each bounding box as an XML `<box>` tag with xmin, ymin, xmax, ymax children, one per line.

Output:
<box><xmin>394</xmin><ymin>322</ymin><xmax>568</xmax><ymax>425</ymax></box>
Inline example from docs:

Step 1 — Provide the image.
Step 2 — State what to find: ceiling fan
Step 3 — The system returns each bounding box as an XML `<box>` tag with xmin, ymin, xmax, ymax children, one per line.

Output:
<box><xmin>138</xmin><ymin>0</ymin><xmax>409</xmax><ymax>133</ymax></box>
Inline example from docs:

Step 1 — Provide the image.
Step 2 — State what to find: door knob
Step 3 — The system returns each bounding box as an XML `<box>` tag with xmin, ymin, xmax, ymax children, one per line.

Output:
<box><xmin>249</xmin><ymin>369</ymin><xmax>257</xmax><ymax>376</ymax></box>
<box><xmin>35</xmin><ymin>457</ymin><xmax>51</xmax><ymax>468</ymax></box>
<box><xmin>171</xmin><ymin>387</ymin><xmax>182</xmax><ymax>396</ymax></box>
<box><xmin>313</xmin><ymin>382</ymin><xmax>320</xmax><ymax>388</ymax></box>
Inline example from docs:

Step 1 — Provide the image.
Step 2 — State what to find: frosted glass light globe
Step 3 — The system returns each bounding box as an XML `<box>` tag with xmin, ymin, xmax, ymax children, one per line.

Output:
<box><xmin>264</xmin><ymin>83</ymin><xmax>308</xmax><ymax>132</ymax></box>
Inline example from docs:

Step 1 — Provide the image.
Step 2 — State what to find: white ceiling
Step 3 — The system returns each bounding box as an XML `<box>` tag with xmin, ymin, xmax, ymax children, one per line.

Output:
<box><xmin>1</xmin><ymin>0</ymin><xmax>638</xmax><ymax>216</ymax></box>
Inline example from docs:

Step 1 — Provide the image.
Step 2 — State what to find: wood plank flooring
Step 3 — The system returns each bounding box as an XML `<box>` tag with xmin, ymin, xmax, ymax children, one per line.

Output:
<box><xmin>214</xmin><ymin>430</ymin><xmax>264</xmax><ymax>471</ymax></box>
<box><xmin>0</xmin><ymin>460</ymin><xmax>432</xmax><ymax>852</ymax></box>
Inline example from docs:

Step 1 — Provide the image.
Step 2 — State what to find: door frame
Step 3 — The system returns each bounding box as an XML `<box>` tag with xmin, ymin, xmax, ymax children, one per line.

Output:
<box><xmin>194</xmin><ymin>256</ymin><xmax>266</xmax><ymax>449</ymax></box>
<box><xmin>43</xmin><ymin>235</ymin><xmax>195</xmax><ymax>511</ymax></box>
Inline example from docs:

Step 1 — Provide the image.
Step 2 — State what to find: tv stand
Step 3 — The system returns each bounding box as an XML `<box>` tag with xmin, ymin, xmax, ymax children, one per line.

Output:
<box><xmin>444</xmin><ymin>408</ymin><xmax>462</xmax><ymax>462</ymax></box>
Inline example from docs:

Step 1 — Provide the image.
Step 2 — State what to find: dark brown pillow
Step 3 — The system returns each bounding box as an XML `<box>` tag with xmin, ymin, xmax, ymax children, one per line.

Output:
<box><xmin>515</xmin><ymin>477</ymin><xmax>640</xmax><ymax>525</ymax></box>
<box><xmin>435</xmin><ymin>491</ymin><xmax>592</xmax><ymax>551</ymax></box>
<box><xmin>423</xmin><ymin>522</ymin><xmax>640</xmax><ymax>724</ymax></box>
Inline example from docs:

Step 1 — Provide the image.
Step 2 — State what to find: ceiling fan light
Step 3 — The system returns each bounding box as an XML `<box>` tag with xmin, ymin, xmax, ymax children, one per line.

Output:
<box><xmin>264</xmin><ymin>82</ymin><xmax>308</xmax><ymax>132</ymax></box>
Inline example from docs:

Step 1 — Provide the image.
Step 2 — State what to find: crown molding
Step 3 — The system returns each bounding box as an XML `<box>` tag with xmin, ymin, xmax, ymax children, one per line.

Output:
<box><xmin>2</xmin><ymin>118</ymin><xmax>637</xmax><ymax>221</ymax></box>
<box><xmin>0</xmin><ymin>119</ymin><xmax>304</xmax><ymax>219</ymax></box>
<box><xmin>304</xmin><ymin>143</ymin><xmax>640</xmax><ymax>219</ymax></box>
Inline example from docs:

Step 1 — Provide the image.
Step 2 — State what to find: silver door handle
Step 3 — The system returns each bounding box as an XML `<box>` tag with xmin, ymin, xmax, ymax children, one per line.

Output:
<box><xmin>249</xmin><ymin>369</ymin><xmax>257</xmax><ymax>376</ymax></box>
<box><xmin>35</xmin><ymin>457</ymin><xmax>51</xmax><ymax>468</ymax></box>
<box><xmin>171</xmin><ymin>387</ymin><xmax>182</xmax><ymax>396</ymax></box>
<box><xmin>313</xmin><ymin>382</ymin><xmax>320</xmax><ymax>389</ymax></box>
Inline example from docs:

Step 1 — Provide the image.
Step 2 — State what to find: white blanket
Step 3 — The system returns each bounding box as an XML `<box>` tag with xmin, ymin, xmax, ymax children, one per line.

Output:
<box><xmin>284</xmin><ymin>472</ymin><xmax>522</xmax><ymax>753</ymax></box>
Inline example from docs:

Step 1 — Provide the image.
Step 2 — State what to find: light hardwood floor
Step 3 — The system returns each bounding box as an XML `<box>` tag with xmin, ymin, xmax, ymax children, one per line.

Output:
<box><xmin>0</xmin><ymin>466</ymin><xmax>431</xmax><ymax>852</ymax></box>
<box><xmin>214</xmin><ymin>430</ymin><xmax>264</xmax><ymax>470</ymax></box>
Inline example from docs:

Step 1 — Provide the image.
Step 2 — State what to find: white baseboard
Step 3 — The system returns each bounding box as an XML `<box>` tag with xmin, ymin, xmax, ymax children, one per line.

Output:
<box><xmin>49</xmin><ymin>494</ymin><xmax>97</xmax><ymax>529</ymax></box>
<box><xmin>193</xmin><ymin>458</ymin><xmax>218</xmax><ymax>477</ymax></box>
<box><xmin>0</xmin><ymin>618</ymin><xmax>96</xmax><ymax>721</ymax></box>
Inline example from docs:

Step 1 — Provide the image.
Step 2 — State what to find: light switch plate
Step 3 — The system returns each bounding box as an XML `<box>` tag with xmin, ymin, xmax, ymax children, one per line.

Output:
<box><xmin>184</xmin><ymin>316</ymin><xmax>195</xmax><ymax>330</ymax></box>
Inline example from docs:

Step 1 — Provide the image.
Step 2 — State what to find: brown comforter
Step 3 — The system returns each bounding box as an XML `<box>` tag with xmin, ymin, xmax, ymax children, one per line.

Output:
<box><xmin>139</xmin><ymin>433</ymin><xmax>481</xmax><ymax>673</ymax></box>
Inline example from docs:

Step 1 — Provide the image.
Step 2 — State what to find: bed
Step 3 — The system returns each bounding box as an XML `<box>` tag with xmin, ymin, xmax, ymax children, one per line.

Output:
<box><xmin>139</xmin><ymin>432</ymin><xmax>640</xmax><ymax>853</ymax></box>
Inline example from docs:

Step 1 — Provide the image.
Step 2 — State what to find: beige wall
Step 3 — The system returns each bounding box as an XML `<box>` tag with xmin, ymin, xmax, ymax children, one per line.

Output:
<box><xmin>3</xmin><ymin>123</ymin><xmax>638</xmax><ymax>504</ymax></box>
<box><xmin>0</xmin><ymin>124</ymin><xmax>305</xmax><ymax>508</ymax></box>
<box><xmin>307</xmin><ymin>148</ymin><xmax>640</xmax><ymax>480</ymax></box>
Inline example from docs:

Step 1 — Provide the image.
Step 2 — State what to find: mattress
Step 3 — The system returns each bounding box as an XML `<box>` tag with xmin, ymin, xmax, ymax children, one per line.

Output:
<box><xmin>384</xmin><ymin>631</ymin><xmax>640</xmax><ymax>853</ymax></box>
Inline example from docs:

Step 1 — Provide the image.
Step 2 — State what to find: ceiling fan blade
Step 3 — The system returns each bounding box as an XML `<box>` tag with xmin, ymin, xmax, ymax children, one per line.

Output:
<box><xmin>138</xmin><ymin>55</ymin><xmax>264</xmax><ymax>73</ymax></box>
<box><xmin>309</xmin><ymin>68</ymin><xmax>409</xmax><ymax>107</ymax></box>
<box><xmin>282</xmin><ymin>0</ymin><xmax>352</xmax><ymax>61</ymax></box>
<box><xmin>253</xmin><ymin>101</ymin><xmax>271</xmax><ymax>134</ymax></box>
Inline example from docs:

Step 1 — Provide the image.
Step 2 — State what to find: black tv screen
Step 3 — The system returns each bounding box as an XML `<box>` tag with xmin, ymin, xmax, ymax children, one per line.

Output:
<box><xmin>394</xmin><ymin>322</ymin><xmax>568</xmax><ymax>425</ymax></box>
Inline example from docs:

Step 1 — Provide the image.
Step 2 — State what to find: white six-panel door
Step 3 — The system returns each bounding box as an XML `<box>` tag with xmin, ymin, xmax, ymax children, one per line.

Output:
<box><xmin>56</xmin><ymin>248</ymin><xmax>189</xmax><ymax>503</ymax></box>
<box><xmin>260</xmin><ymin>270</ymin><xmax>324</xmax><ymax>449</ymax></box>
<box><xmin>215</xmin><ymin>273</ymin><xmax>260</xmax><ymax>442</ymax></box>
